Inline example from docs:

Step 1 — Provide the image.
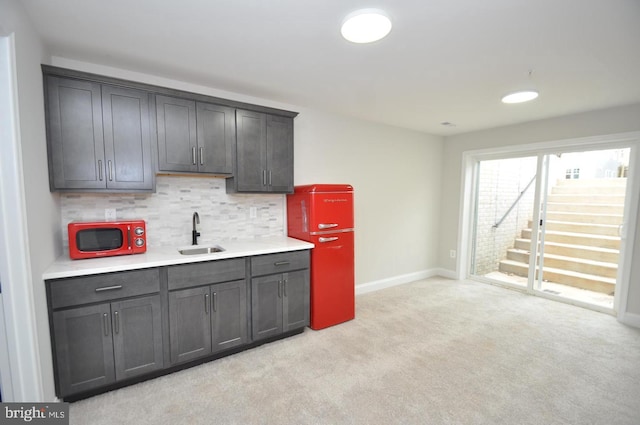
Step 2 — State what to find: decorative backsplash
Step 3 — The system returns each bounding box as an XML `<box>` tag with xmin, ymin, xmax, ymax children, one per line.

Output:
<box><xmin>60</xmin><ymin>175</ymin><xmax>286</xmax><ymax>248</ymax></box>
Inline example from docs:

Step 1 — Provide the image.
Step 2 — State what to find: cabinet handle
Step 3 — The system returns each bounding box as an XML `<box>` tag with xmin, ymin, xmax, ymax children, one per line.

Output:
<box><xmin>319</xmin><ymin>237</ymin><xmax>339</xmax><ymax>243</ymax></box>
<box><xmin>205</xmin><ymin>293</ymin><xmax>209</xmax><ymax>314</ymax></box>
<box><xmin>103</xmin><ymin>313</ymin><xmax>109</xmax><ymax>336</ymax></box>
<box><xmin>274</xmin><ymin>261</ymin><xmax>290</xmax><ymax>266</ymax></box>
<box><xmin>114</xmin><ymin>311</ymin><xmax>119</xmax><ymax>334</ymax></box>
<box><xmin>199</xmin><ymin>147</ymin><xmax>204</xmax><ymax>165</ymax></box>
<box><xmin>108</xmin><ymin>160</ymin><xmax>113</xmax><ymax>181</ymax></box>
<box><xmin>98</xmin><ymin>160</ymin><xmax>103</xmax><ymax>181</ymax></box>
<box><xmin>95</xmin><ymin>285</ymin><xmax>123</xmax><ymax>292</ymax></box>
<box><xmin>283</xmin><ymin>279</ymin><xmax>287</xmax><ymax>297</ymax></box>
<box><xmin>268</xmin><ymin>170</ymin><xmax>272</xmax><ymax>186</ymax></box>
<box><xmin>278</xmin><ymin>281</ymin><xmax>282</xmax><ymax>298</ymax></box>
<box><xmin>192</xmin><ymin>147</ymin><xmax>197</xmax><ymax>165</ymax></box>
<box><xmin>213</xmin><ymin>292</ymin><xmax>217</xmax><ymax>312</ymax></box>
<box><xmin>262</xmin><ymin>170</ymin><xmax>267</xmax><ymax>186</ymax></box>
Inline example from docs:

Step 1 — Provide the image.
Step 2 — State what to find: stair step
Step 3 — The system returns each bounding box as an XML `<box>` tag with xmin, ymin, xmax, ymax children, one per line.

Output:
<box><xmin>551</xmin><ymin>185</ymin><xmax>627</xmax><ymax>195</ymax></box>
<box><xmin>529</xmin><ymin>220</ymin><xmax>622</xmax><ymax>237</ymax></box>
<box><xmin>498</xmin><ymin>260</ymin><xmax>615</xmax><ymax>294</ymax></box>
<box><xmin>505</xmin><ymin>249</ymin><xmax>618</xmax><ymax>278</ymax></box>
<box><xmin>546</xmin><ymin>194</ymin><xmax>625</xmax><ymax>204</ymax></box>
<box><xmin>546</xmin><ymin>203</ymin><xmax>624</xmax><ymax>214</ymax></box>
<box><xmin>514</xmin><ymin>238</ymin><xmax>620</xmax><ymax>263</ymax></box>
<box><xmin>545</xmin><ymin>211</ymin><xmax>624</xmax><ymax>225</ymax></box>
<box><xmin>520</xmin><ymin>229</ymin><xmax>620</xmax><ymax>249</ymax></box>
<box><xmin>555</xmin><ymin>178</ymin><xmax>627</xmax><ymax>187</ymax></box>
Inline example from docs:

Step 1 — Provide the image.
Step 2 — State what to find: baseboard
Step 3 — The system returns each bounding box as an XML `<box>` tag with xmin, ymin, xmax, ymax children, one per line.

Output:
<box><xmin>432</xmin><ymin>268</ymin><xmax>457</xmax><ymax>280</ymax></box>
<box><xmin>356</xmin><ymin>269</ymin><xmax>453</xmax><ymax>295</ymax></box>
<box><xmin>618</xmin><ymin>311</ymin><xmax>640</xmax><ymax>328</ymax></box>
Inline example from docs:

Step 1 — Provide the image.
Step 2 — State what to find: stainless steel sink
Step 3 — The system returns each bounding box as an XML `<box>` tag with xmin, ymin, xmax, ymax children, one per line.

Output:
<box><xmin>178</xmin><ymin>245</ymin><xmax>225</xmax><ymax>255</ymax></box>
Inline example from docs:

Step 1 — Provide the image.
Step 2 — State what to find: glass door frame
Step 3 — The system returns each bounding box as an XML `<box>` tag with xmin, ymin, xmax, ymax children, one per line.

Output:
<box><xmin>459</xmin><ymin>132</ymin><xmax>640</xmax><ymax>316</ymax></box>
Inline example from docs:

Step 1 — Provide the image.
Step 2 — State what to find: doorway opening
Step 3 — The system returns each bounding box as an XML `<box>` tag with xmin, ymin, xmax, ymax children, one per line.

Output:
<box><xmin>470</xmin><ymin>146</ymin><xmax>632</xmax><ymax>312</ymax></box>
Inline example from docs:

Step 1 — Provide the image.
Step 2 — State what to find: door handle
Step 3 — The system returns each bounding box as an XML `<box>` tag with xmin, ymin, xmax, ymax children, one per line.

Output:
<box><xmin>319</xmin><ymin>237</ymin><xmax>339</xmax><ymax>243</ymax></box>
<box><xmin>114</xmin><ymin>311</ymin><xmax>119</xmax><ymax>334</ymax></box>
<box><xmin>199</xmin><ymin>147</ymin><xmax>204</xmax><ymax>166</ymax></box>
<box><xmin>103</xmin><ymin>313</ymin><xmax>109</xmax><ymax>336</ymax></box>
<box><xmin>212</xmin><ymin>292</ymin><xmax>217</xmax><ymax>312</ymax></box>
<box><xmin>262</xmin><ymin>170</ymin><xmax>267</xmax><ymax>186</ymax></box>
<box><xmin>108</xmin><ymin>160</ymin><xmax>113</xmax><ymax>181</ymax></box>
<box><xmin>205</xmin><ymin>293</ymin><xmax>209</xmax><ymax>314</ymax></box>
<box><xmin>278</xmin><ymin>281</ymin><xmax>282</xmax><ymax>298</ymax></box>
<box><xmin>98</xmin><ymin>160</ymin><xmax>103</xmax><ymax>181</ymax></box>
<box><xmin>274</xmin><ymin>261</ymin><xmax>290</xmax><ymax>266</ymax></box>
<box><xmin>192</xmin><ymin>147</ymin><xmax>197</xmax><ymax>165</ymax></box>
<box><xmin>283</xmin><ymin>279</ymin><xmax>287</xmax><ymax>297</ymax></box>
<box><xmin>268</xmin><ymin>170</ymin><xmax>272</xmax><ymax>186</ymax></box>
<box><xmin>318</xmin><ymin>223</ymin><xmax>338</xmax><ymax>229</ymax></box>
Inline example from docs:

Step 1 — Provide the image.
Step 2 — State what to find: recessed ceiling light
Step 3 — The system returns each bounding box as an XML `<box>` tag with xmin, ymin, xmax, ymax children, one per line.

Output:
<box><xmin>501</xmin><ymin>90</ymin><xmax>539</xmax><ymax>104</ymax></box>
<box><xmin>341</xmin><ymin>9</ymin><xmax>392</xmax><ymax>43</ymax></box>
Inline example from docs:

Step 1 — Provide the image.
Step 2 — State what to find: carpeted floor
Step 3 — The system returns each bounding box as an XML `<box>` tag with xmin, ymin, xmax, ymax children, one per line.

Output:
<box><xmin>69</xmin><ymin>278</ymin><xmax>640</xmax><ymax>425</ymax></box>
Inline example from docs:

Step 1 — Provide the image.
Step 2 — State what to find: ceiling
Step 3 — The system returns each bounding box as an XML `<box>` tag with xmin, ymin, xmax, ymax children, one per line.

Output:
<box><xmin>21</xmin><ymin>0</ymin><xmax>640</xmax><ymax>135</ymax></box>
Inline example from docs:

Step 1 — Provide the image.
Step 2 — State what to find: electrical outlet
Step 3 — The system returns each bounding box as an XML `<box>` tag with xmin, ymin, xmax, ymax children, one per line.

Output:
<box><xmin>105</xmin><ymin>208</ymin><xmax>116</xmax><ymax>221</ymax></box>
<box><xmin>249</xmin><ymin>207</ymin><xmax>257</xmax><ymax>219</ymax></box>
<box><xmin>449</xmin><ymin>249</ymin><xmax>456</xmax><ymax>259</ymax></box>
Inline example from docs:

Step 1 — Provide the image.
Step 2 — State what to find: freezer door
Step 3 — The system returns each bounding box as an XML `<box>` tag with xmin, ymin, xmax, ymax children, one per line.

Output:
<box><xmin>309</xmin><ymin>191</ymin><xmax>354</xmax><ymax>234</ymax></box>
<box><xmin>310</xmin><ymin>231</ymin><xmax>355</xmax><ymax>329</ymax></box>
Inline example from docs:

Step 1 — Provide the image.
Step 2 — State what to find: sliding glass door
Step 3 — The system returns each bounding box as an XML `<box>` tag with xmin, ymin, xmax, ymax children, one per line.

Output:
<box><xmin>470</xmin><ymin>145</ymin><xmax>632</xmax><ymax>311</ymax></box>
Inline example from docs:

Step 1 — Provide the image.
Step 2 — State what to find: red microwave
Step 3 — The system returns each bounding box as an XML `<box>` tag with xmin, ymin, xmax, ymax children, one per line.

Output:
<box><xmin>68</xmin><ymin>220</ymin><xmax>147</xmax><ymax>260</ymax></box>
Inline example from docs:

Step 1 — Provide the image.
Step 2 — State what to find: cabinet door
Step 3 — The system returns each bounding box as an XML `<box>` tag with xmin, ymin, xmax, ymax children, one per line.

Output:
<box><xmin>283</xmin><ymin>270</ymin><xmax>310</xmax><ymax>331</ymax></box>
<box><xmin>251</xmin><ymin>274</ymin><xmax>283</xmax><ymax>341</ymax></box>
<box><xmin>111</xmin><ymin>295</ymin><xmax>164</xmax><ymax>380</ymax></box>
<box><xmin>156</xmin><ymin>95</ymin><xmax>197</xmax><ymax>172</ymax></box>
<box><xmin>235</xmin><ymin>109</ymin><xmax>267</xmax><ymax>192</ymax></box>
<box><xmin>169</xmin><ymin>286</ymin><xmax>212</xmax><ymax>364</ymax></box>
<box><xmin>196</xmin><ymin>102</ymin><xmax>235</xmax><ymax>174</ymax></box>
<box><xmin>52</xmin><ymin>304</ymin><xmax>115</xmax><ymax>396</ymax></box>
<box><xmin>211</xmin><ymin>280</ymin><xmax>248</xmax><ymax>352</ymax></box>
<box><xmin>46</xmin><ymin>76</ymin><xmax>105</xmax><ymax>190</ymax></box>
<box><xmin>102</xmin><ymin>85</ymin><xmax>153</xmax><ymax>190</ymax></box>
<box><xmin>266</xmin><ymin>115</ymin><xmax>294</xmax><ymax>193</ymax></box>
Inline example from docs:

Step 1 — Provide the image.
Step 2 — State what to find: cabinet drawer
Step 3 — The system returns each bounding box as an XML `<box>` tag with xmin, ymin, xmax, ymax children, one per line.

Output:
<box><xmin>250</xmin><ymin>250</ymin><xmax>309</xmax><ymax>277</ymax></box>
<box><xmin>49</xmin><ymin>268</ymin><xmax>160</xmax><ymax>309</ymax></box>
<box><xmin>168</xmin><ymin>258</ymin><xmax>246</xmax><ymax>290</ymax></box>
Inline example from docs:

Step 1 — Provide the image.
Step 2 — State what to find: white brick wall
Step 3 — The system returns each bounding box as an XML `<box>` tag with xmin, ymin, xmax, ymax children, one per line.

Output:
<box><xmin>60</xmin><ymin>175</ymin><xmax>285</xmax><ymax>248</ymax></box>
<box><xmin>473</xmin><ymin>157</ymin><xmax>537</xmax><ymax>275</ymax></box>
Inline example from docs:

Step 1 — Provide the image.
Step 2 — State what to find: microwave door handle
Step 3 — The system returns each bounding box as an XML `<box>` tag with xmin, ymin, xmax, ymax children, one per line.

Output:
<box><xmin>127</xmin><ymin>226</ymin><xmax>132</xmax><ymax>250</ymax></box>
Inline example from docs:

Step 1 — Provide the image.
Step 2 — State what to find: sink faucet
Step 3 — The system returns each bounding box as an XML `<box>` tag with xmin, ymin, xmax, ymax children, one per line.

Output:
<box><xmin>192</xmin><ymin>212</ymin><xmax>200</xmax><ymax>245</ymax></box>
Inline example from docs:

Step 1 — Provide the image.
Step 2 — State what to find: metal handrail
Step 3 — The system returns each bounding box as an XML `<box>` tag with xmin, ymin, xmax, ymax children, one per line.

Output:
<box><xmin>493</xmin><ymin>174</ymin><xmax>536</xmax><ymax>228</ymax></box>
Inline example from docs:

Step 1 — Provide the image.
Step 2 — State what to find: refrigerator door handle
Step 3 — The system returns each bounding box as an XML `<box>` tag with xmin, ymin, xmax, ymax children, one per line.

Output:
<box><xmin>318</xmin><ymin>236</ymin><xmax>339</xmax><ymax>243</ymax></box>
<box><xmin>318</xmin><ymin>223</ymin><xmax>339</xmax><ymax>229</ymax></box>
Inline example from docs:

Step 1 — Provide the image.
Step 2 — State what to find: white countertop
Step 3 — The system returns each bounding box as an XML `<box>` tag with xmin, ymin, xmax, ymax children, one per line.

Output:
<box><xmin>43</xmin><ymin>236</ymin><xmax>314</xmax><ymax>280</ymax></box>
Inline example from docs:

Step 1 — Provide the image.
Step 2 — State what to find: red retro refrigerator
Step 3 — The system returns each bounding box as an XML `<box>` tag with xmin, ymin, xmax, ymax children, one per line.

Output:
<box><xmin>287</xmin><ymin>184</ymin><xmax>354</xmax><ymax>330</ymax></box>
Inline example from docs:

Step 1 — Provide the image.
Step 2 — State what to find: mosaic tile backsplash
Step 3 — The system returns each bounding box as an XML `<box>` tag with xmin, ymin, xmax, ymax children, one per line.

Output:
<box><xmin>60</xmin><ymin>175</ymin><xmax>286</xmax><ymax>248</ymax></box>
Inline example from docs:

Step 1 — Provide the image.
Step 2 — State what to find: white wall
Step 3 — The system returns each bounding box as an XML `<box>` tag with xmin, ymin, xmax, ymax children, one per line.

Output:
<box><xmin>439</xmin><ymin>103</ymin><xmax>640</xmax><ymax>318</ymax></box>
<box><xmin>0</xmin><ymin>0</ymin><xmax>59</xmax><ymax>401</ymax></box>
<box><xmin>294</xmin><ymin>108</ymin><xmax>444</xmax><ymax>285</ymax></box>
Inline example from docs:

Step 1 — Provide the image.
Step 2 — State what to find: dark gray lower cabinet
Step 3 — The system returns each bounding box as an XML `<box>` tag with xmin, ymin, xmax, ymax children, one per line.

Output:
<box><xmin>52</xmin><ymin>295</ymin><xmax>163</xmax><ymax>397</ymax></box>
<box><xmin>169</xmin><ymin>279</ymin><xmax>247</xmax><ymax>365</ymax></box>
<box><xmin>251</xmin><ymin>270</ymin><xmax>309</xmax><ymax>341</ymax></box>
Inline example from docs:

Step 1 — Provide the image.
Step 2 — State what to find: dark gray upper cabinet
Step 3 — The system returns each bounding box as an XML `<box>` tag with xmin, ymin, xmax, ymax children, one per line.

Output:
<box><xmin>226</xmin><ymin>109</ymin><xmax>294</xmax><ymax>194</ymax></box>
<box><xmin>45</xmin><ymin>76</ymin><xmax>154</xmax><ymax>192</ymax></box>
<box><xmin>156</xmin><ymin>95</ymin><xmax>235</xmax><ymax>175</ymax></box>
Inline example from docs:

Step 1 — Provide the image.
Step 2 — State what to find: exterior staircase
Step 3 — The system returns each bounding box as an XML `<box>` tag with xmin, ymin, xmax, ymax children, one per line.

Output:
<box><xmin>499</xmin><ymin>178</ymin><xmax>626</xmax><ymax>294</ymax></box>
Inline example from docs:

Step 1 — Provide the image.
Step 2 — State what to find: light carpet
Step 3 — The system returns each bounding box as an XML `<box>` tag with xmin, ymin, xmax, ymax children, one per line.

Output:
<box><xmin>69</xmin><ymin>277</ymin><xmax>640</xmax><ymax>425</ymax></box>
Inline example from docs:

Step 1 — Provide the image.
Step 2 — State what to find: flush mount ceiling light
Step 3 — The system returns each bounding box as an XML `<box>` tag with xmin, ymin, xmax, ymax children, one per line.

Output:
<box><xmin>501</xmin><ymin>90</ymin><xmax>539</xmax><ymax>104</ymax></box>
<box><xmin>341</xmin><ymin>9</ymin><xmax>392</xmax><ymax>43</ymax></box>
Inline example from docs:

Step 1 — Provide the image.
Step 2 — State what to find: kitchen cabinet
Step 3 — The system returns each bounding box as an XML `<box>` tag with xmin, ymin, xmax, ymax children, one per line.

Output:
<box><xmin>167</xmin><ymin>259</ymin><xmax>248</xmax><ymax>364</ymax></box>
<box><xmin>156</xmin><ymin>95</ymin><xmax>235</xmax><ymax>174</ymax></box>
<box><xmin>250</xmin><ymin>251</ymin><xmax>310</xmax><ymax>341</ymax></box>
<box><xmin>226</xmin><ymin>110</ymin><xmax>294</xmax><ymax>193</ymax></box>
<box><xmin>48</xmin><ymin>269</ymin><xmax>164</xmax><ymax>397</ymax></box>
<box><xmin>45</xmin><ymin>76</ymin><xmax>153</xmax><ymax>191</ymax></box>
